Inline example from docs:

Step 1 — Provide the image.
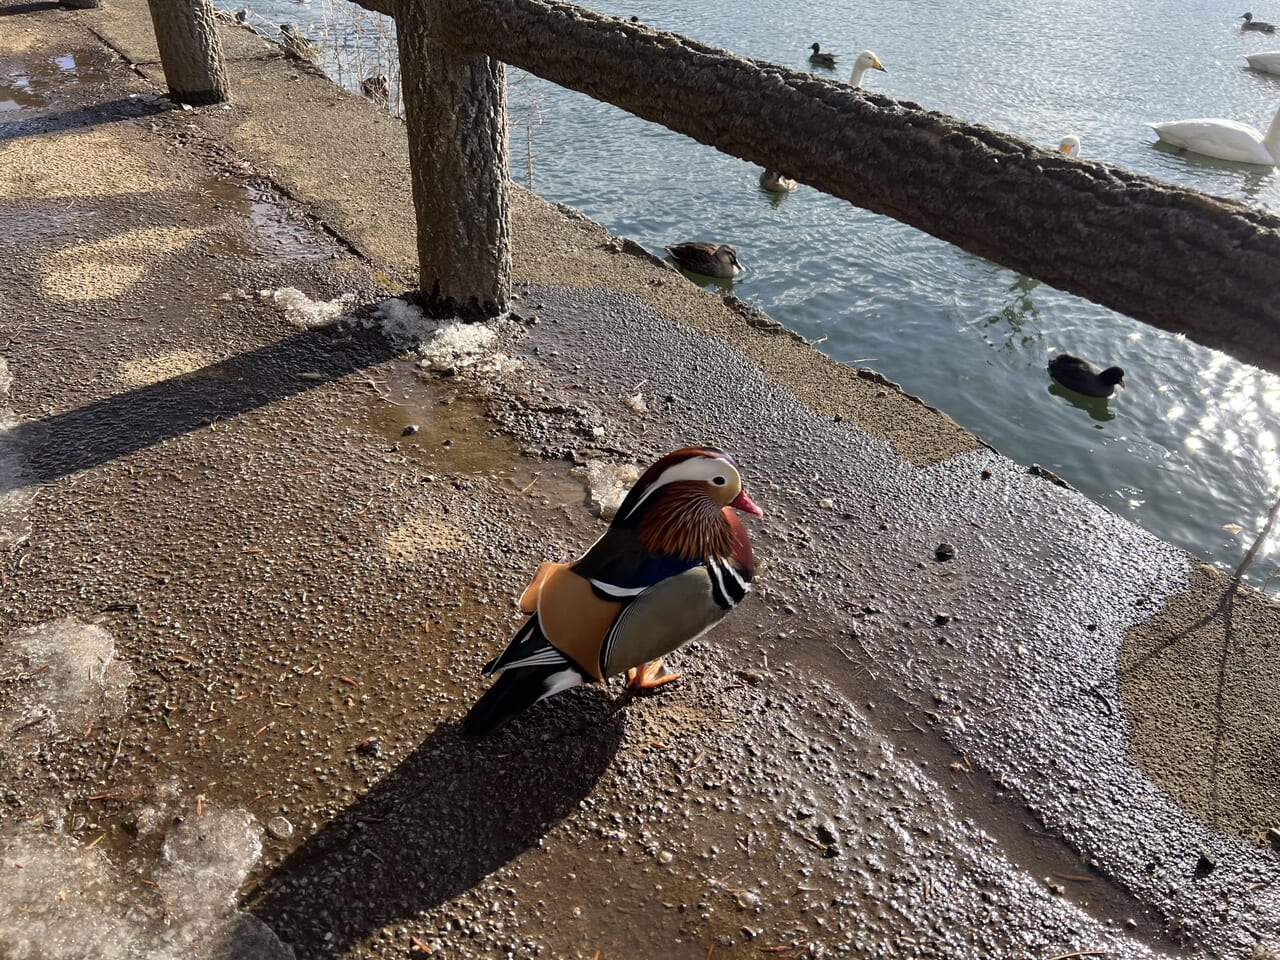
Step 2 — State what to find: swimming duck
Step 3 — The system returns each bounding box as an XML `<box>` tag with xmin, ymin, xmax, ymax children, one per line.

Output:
<box><xmin>1048</xmin><ymin>354</ymin><xmax>1126</xmax><ymax>398</ymax></box>
<box><xmin>809</xmin><ymin>43</ymin><xmax>837</xmax><ymax>68</ymax></box>
<box><xmin>1058</xmin><ymin>134</ymin><xmax>1081</xmax><ymax>157</ymax></box>
<box><xmin>278</xmin><ymin>23</ymin><xmax>318</xmax><ymax>62</ymax></box>
<box><xmin>759</xmin><ymin>169</ymin><xmax>797</xmax><ymax>192</ymax></box>
<box><xmin>461</xmin><ymin>448</ymin><xmax>762</xmax><ymax>736</ymax></box>
<box><xmin>849</xmin><ymin>50</ymin><xmax>887</xmax><ymax>89</ymax></box>
<box><xmin>1148</xmin><ymin>105</ymin><xmax>1280</xmax><ymax>165</ymax></box>
<box><xmin>665</xmin><ymin>242</ymin><xmax>745</xmax><ymax>278</ymax></box>
<box><xmin>1241</xmin><ymin>12</ymin><xmax>1277</xmax><ymax>31</ymax></box>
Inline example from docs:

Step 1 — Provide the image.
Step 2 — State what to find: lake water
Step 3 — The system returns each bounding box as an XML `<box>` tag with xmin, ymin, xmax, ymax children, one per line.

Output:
<box><xmin>254</xmin><ymin>0</ymin><xmax>1280</xmax><ymax>590</ymax></box>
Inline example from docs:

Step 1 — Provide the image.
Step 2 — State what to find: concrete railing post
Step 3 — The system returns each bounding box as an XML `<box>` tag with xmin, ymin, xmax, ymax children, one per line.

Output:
<box><xmin>145</xmin><ymin>0</ymin><xmax>230</xmax><ymax>106</ymax></box>
<box><xmin>396</xmin><ymin>0</ymin><xmax>511</xmax><ymax>318</ymax></box>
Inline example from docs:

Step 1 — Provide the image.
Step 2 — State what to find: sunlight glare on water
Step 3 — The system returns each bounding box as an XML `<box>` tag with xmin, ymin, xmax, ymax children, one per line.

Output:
<box><xmin>246</xmin><ymin>0</ymin><xmax>1280</xmax><ymax>589</ymax></box>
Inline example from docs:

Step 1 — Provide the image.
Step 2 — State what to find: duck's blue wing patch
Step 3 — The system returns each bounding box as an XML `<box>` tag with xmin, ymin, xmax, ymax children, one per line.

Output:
<box><xmin>575</xmin><ymin>528</ymin><xmax>699</xmax><ymax>595</ymax></box>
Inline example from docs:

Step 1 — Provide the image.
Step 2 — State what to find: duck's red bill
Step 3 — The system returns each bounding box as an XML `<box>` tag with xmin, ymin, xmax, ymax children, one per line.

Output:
<box><xmin>729</xmin><ymin>490</ymin><xmax>763</xmax><ymax>516</ymax></box>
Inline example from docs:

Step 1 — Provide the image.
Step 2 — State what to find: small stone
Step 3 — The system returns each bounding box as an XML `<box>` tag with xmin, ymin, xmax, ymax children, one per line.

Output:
<box><xmin>934</xmin><ymin>612</ymin><xmax>952</xmax><ymax>625</ymax></box>
<box><xmin>735</xmin><ymin>890</ymin><xmax>760</xmax><ymax>909</ymax></box>
<box><xmin>267</xmin><ymin>816</ymin><xmax>294</xmax><ymax>840</ymax></box>
<box><xmin>657</xmin><ymin>850</ymin><xmax>674</xmax><ymax>864</ymax></box>
<box><xmin>1267</xmin><ymin>827</ymin><xmax>1280</xmax><ymax>852</ymax></box>
<box><xmin>934</xmin><ymin>542</ymin><xmax>956</xmax><ymax>562</ymax></box>
<box><xmin>402</xmin><ymin>424</ymin><xmax>420</xmax><ymax>436</ymax></box>
<box><xmin>356</xmin><ymin>736</ymin><xmax>382</xmax><ymax>756</ymax></box>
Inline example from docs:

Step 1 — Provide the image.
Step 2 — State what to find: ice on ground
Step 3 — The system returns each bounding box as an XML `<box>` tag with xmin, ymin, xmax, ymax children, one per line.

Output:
<box><xmin>577</xmin><ymin>460</ymin><xmax>640</xmax><ymax>520</ymax></box>
<box><xmin>0</xmin><ymin>799</ymin><xmax>291</xmax><ymax>960</ymax></box>
<box><xmin>157</xmin><ymin>807</ymin><xmax>263</xmax><ymax>918</ymax></box>
<box><xmin>258</xmin><ymin>286</ymin><xmax>354</xmax><ymax>330</ymax></box>
<box><xmin>0</xmin><ymin>832</ymin><xmax>140</xmax><ymax>960</ymax></box>
<box><xmin>366</xmin><ymin>296</ymin><xmax>522</xmax><ymax>377</ymax></box>
<box><xmin>0</xmin><ymin>619</ymin><xmax>134</xmax><ymax>740</ymax></box>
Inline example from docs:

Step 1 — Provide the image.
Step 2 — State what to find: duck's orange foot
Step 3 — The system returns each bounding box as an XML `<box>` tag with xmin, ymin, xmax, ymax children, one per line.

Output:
<box><xmin>625</xmin><ymin>659</ymin><xmax>682</xmax><ymax>690</ymax></box>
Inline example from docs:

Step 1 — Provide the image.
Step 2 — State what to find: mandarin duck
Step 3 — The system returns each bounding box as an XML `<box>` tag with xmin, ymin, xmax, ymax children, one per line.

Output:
<box><xmin>461</xmin><ymin>448</ymin><xmax>762</xmax><ymax>736</ymax></box>
<box><xmin>665</xmin><ymin>243</ymin><xmax>745</xmax><ymax>279</ymax></box>
<box><xmin>1048</xmin><ymin>353</ymin><xmax>1126</xmax><ymax>398</ymax></box>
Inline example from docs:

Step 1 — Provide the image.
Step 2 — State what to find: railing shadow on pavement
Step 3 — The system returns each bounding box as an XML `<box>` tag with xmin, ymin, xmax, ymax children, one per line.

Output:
<box><xmin>5</xmin><ymin>325</ymin><xmax>401</xmax><ymax>487</ymax></box>
<box><xmin>243</xmin><ymin>703</ymin><xmax>626</xmax><ymax>957</ymax></box>
<box><xmin>0</xmin><ymin>2</ymin><xmax>62</xmax><ymax>16</ymax></box>
<box><xmin>0</xmin><ymin>98</ymin><xmax>174</xmax><ymax>143</ymax></box>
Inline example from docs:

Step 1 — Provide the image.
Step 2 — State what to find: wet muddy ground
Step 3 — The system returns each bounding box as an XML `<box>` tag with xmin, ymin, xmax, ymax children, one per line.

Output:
<box><xmin>3</xmin><ymin>4</ymin><xmax>1280</xmax><ymax>959</ymax></box>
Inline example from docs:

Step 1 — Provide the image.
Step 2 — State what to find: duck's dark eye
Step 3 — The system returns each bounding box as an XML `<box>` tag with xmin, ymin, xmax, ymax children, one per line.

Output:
<box><xmin>712</xmin><ymin>476</ymin><xmax>727</xmax><ymax>486</ymax></box>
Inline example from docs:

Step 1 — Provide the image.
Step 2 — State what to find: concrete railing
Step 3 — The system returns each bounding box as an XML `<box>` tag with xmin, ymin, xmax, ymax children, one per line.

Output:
<box><xmin>135</xmin><ymin>0</ymin><xmax>1280</xmax><ymax>374</ymax></box>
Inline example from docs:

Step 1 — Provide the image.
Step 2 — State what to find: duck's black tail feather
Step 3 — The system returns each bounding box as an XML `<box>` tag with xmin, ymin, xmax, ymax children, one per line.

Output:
<box><xmin>460</xmin><ymin>664</ymin><xmax>588</xmax><ymax>737</ymax></box>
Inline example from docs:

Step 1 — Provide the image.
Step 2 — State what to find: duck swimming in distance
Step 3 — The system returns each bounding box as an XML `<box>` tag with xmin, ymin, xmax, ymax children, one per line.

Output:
<box><xmin>1241</xmin><ymin>12</ymin><xmax>1277</xmax><ymax>32</ymax></box>
<box><xmin>1058</xmin><ymin>134</ymin><xmax>1081</xmax><ymax>157</ymax></box>
<box><xmin>809</xmin><ymin>43</ymin><xmax>837</xmax><ymax>68</ymax></box>
<box><xmin>665</xmin><ymin>242</ymin><xmax>745</xmax><ymax>278</ymax></box>
<box><xmin>759</xmin><ymin>169</ymin><xmax>797</xmax><ymax>192</ymax></box>
<box><xmin>461</xmin><ymin>447</ymin><xmax>762</xmax><ymax>736</ymax></box>
<box><xmin>1049</xmin><ymin>353</ymin><xmax>1126</xmax><ymax>397</ymax></box>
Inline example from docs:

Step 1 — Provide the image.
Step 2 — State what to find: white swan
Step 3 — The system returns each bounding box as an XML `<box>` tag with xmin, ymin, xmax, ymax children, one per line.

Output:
<box><xmin>1246</xmin><ymin>51</ymin><xmax>1280</xmax><ymax>76</ymax></box>
<box><xmin>1058</xmin><ymin>135</ymin><xmax>1081</xmax><ymax>157</ymax></box>
<box><xmin>1147</xmin><ymin>105</ymin><xmax>1280</xmax><ymax>165</ymax></box>
<box><xmin>849</xmin><ymin>50</ymin><xmax>887</xmax><ymax>88</ymax></box>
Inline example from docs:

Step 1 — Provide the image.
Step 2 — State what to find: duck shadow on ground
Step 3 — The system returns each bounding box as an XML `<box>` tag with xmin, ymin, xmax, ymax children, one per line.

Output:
<box><xmin>246</xmin><ymin>697</ymin><xmax>625</xmax><ymax>957</ymax></box>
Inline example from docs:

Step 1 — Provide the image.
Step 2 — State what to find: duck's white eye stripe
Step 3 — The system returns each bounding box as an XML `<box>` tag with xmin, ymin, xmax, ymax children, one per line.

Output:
<box><xmin>623</xmin><ymin>456</ymin><xmax>739</xmax><ymax>519</ymax></box>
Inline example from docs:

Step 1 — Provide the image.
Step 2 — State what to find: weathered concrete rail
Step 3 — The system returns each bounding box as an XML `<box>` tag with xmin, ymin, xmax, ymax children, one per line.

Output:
<box><xmin>134</xmin><ymin>0</ymin><xmax>1280</xmax><ymax>373</ymax></box>
<box><xmin>408</xmin><ymin>0</ymin><xmax>1280</xmax><ymax>372</ymax></box>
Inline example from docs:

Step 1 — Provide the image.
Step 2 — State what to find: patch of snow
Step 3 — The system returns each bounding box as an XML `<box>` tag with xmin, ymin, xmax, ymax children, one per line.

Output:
<box><xmin>364</xmin><ymin>297</ymin><xmax>523</xmax><ymax>377</ymax></box>
<box><xmin>258</xmin><ymin>287</ymin><xmax>354</xmax><ymax>330</ymax></box>
<box><xmin>369</xmin><ymin>296</ymin><xmax>439</xmax><ymax>350</ymax></box>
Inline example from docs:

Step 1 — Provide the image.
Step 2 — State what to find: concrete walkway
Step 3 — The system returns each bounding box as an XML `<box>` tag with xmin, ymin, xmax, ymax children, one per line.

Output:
<box><xmin>2</xmin><ymin>3</ymin><xmax>1278</xmax><ymax>959</ymax></box>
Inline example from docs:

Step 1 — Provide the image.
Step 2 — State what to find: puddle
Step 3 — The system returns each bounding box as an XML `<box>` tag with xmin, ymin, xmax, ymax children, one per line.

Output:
<box><xmin>363</xmin><ymin>362</ymin><xmax>536</xmax><ymax>478</ymax></box>
<box><xmin>0</xmin><ymin>47</ymin><xmax>115</xmax><ymax>111</ymax></box>
<box><xmin>196</xmin><ymin>178</ymin><xmax>332</xmax><ymax>263</ymax></box>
